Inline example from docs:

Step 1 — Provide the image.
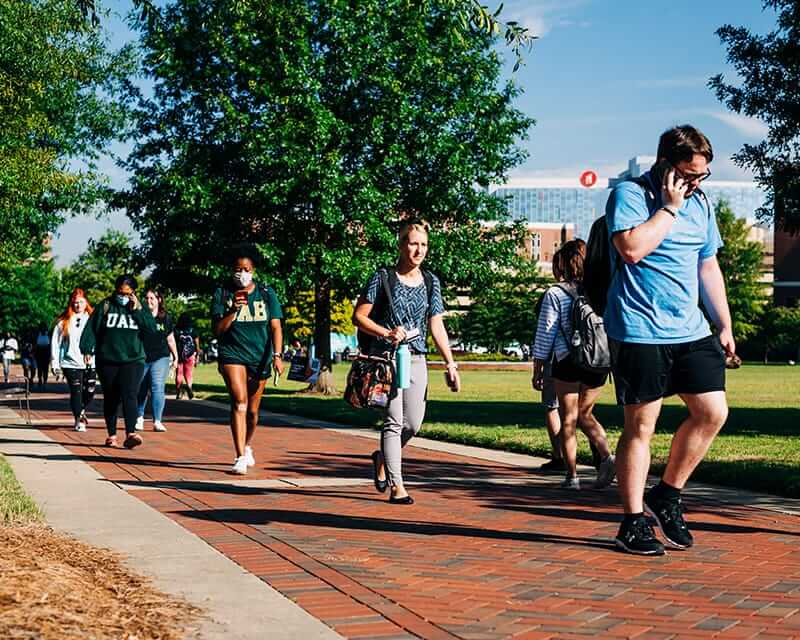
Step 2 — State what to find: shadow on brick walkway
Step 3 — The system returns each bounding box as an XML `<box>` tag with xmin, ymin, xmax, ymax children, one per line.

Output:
<box><xmin>8</xmin><ymin>388</ymin><xmax>800</xmax><ymax>640</ymax></box>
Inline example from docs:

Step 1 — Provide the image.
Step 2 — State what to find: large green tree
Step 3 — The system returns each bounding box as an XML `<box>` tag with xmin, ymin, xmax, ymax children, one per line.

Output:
<box><xmin>0</xmin><ymin>259</ymin><xmax>61</xmax><ymax>336</ymax></box>
<box><xmin>59</xmin><ymin>230</ymin><xmax>141</xmax><ymax>306</ymax></box>
<box><xmin>714</xmin><ymin>199</ymin><xmax>766</xmax><ymax>342</ymax></box>
<box><xmin>711</xmin><ymin>0</ymin><xmax>800</xmax><ymax>233</ymax></box>
<box><xmin>120</xmin><ymin>0</ymin><xmax>533</xmax><ymax>364</ymax></box>
<box><xmin>0</xmin><ymin>0</ymin><xmax>135</xmax><ymax>263</ymax></box>
<box><xmin>460</xmin><ymin>258</ymin><xmax>549</xmax><ymax>353</ymax></box>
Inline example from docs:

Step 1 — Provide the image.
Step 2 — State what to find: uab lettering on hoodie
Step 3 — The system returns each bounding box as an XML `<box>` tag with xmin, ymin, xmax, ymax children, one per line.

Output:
<box><xmin>80</xmin><ymin>297</ymin><xmax>157</xmax><ymax>364</ymax></box>
<box><xmin>105</xmin><ymin>313</ymin><xmax>140</xmax><ymax>330</ymax></box>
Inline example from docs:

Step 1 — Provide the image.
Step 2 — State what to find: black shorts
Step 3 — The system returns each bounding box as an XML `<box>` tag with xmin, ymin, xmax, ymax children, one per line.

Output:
<box><xmin>551</xmin><ymin>354</ymin><xmax>608</xmax><ymax>388</ymax></box>
<box><xmin>610</xmin><ymin>335</ymin><xmax>726</xmax><ymax>406</ymax></box>
<box><xmin>218</xmin><ymin>361</ymin><xmax>271</xmax><ymax>381</ymax></box>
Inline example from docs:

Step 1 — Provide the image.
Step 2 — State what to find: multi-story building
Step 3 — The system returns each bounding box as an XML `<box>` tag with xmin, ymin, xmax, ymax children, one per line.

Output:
<box><xmin>774</xmin><ymin>229</ymin><xmax>800</xmax><ymax>307</ymax></box>
<box><xmin>492</xmin><ymin>178</ymin><xmax>607</xmax><ymax>240</ymax></box>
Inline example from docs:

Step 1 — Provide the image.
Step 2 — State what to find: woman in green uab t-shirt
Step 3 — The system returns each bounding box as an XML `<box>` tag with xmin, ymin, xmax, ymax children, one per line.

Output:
<box><xmin>211</xmin><ymin>249</ymin><xmax>284</xmax><ymax>476</ymax></box>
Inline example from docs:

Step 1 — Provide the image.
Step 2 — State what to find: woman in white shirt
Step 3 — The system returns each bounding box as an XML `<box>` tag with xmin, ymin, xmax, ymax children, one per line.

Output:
<box><xmin>51</xmin><ymin>288</ymin><xmax>96</xmax><ymax>431</ymax></box>
<box><xmin>532</xmin><ymin>240</ymin><xmax>615</xmax><ymax>490</ymax></box>
<box><xmin>1</xmin><ymin>331</ymin><xmax>18</xmax><ymax>383</ymax></box>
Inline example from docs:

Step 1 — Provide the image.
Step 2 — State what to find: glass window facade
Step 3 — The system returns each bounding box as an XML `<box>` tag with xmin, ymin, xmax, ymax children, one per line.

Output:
<box><xmin>491</xmin><ymin>187</ymin><xmax>606</xmax><ymax>239</ymax></box>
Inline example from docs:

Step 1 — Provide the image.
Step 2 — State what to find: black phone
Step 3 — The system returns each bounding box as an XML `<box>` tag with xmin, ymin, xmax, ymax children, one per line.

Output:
<box><xmin>653</xmin><ymin>159</ymin><xmax>673</xmax><ymax>184</ymax></box>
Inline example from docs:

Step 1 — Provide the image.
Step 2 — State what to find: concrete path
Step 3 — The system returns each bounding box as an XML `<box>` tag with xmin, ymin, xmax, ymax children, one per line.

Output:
<box><xmin>3</xmin><ymin>387</ymin><xmax>800</xmax><ymax>639</ymax></box>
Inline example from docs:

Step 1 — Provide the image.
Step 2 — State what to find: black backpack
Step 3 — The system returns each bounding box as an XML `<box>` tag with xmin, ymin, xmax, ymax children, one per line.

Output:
<box><xmin>555</xmin><ymin>283</ymin><xmax>611</xmax><ymax>373</ymax></box>
<box><xmin>357</xmin><ymin>267</ymin><xmax>434</xmax><ymax>353</ymax></box>
<box><xmin>177</xmin><ymin>330</ymin><xmax>196</xmax><ymax>362</ymax></box>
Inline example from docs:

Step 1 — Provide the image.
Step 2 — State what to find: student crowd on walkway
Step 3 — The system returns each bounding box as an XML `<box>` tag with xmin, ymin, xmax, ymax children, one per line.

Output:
<box><xmin>0</xmin><ymin>125</ymin><xmax>736</xmax><ymax>557</ymax></box>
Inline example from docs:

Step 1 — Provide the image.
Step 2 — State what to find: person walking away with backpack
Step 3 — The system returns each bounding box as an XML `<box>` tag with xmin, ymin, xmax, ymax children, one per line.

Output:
<box><xmin>352</xmin><ymin>218</ymin><xmax>461</xmax><ymax>505</ymax></box>
<box><xmin>532</xmin><ymin>240</ymin><xmax>615</xmax><ymax>490</ymax></box>
<box><xmin>533</xmin><ymin>248</ymin><xmax>565</xmax><ymax>471</ymax></box>
<box><xmin>80</xmin><ymin>275</ymin><xmax>157</xmax><ymax>449</ymax></box>
<box><xmin>51</xmin><ymin>288</ymin><xmax>96</xmax><ymax>431</ymax></box>
<box><xmin>606</xmin><ymin>125</ymin><xmax>733</xmax><ymax>556</ymax></box>
<box><xmin>1</xmin><ymin>331</ymin><xmax>18</xmax><ymax>384</ymax></box>
<box><xmin>34</xmin><ymin>323</ymin><xmax>52</xmax><ymax>390</ymax></box>
<box><xmin>174</xmin><ymin>313</ymin><xmax>200</xmax><ymax>399</ymax></box>
<box><xmin>135</xmin><ymin>289</ymin><xmax>178</xmax><ymax>432</ymax></box>
<box><xmin>211</xmin><ymin>246</ymin><xmax>284</xmax><ymax>475</ymax></box>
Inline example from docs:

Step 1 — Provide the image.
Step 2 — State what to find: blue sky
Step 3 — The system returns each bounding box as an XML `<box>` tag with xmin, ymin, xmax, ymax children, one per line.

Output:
<box><xmin>51</xmin><ymin>0</ymin><xmax>776</xmax><ymax>265</ymax></box>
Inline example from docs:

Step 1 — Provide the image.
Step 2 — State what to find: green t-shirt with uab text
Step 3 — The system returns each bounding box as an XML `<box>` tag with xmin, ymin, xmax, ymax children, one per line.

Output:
<box><xmin>211</xmin><ymin>284</ymin><xmax>283</xmax><ymax>370</ymax></box>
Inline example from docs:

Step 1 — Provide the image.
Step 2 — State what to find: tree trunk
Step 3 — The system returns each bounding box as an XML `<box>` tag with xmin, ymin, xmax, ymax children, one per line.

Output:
<box><xmin>314</xmin><ymin>273</ymin><xmax>332</xmax><ymax>367</ymax></box>
<box><xmin>310</xmin><ymin>272</ymin><xmax>337</xmax><ymax>395</ymax></box>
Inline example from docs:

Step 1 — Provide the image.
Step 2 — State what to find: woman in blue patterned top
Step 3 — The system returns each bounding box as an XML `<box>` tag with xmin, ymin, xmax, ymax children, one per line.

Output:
<box><xmin>353</xmin><ymin>219</ymin><xmax>461</xmax><ymax>505</ymax></box>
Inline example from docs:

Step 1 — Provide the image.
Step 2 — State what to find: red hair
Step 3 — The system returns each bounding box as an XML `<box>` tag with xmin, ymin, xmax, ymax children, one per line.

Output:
<box><xmin>58</xmin><ymin>288</ymin><xmax>93</xmax><ymax>336</ymax></box>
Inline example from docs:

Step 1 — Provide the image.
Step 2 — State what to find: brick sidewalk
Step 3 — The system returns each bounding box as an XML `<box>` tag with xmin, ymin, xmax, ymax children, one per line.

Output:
<box><xmin>16</xmin><ymin>390</ymin><xmax>800</xmax><ymax>640</ymax></box>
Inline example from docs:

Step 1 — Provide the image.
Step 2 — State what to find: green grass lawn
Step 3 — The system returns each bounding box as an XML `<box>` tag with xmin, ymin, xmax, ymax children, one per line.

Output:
<box><xmin>187</xmin><ymin>362</ymin><xmax>800</xmax><ymax>498</ymax></box>
<box><xmin>0</xmin><ymin>454</ymin><xmax>41</xmax><ymax>525</ymax></box>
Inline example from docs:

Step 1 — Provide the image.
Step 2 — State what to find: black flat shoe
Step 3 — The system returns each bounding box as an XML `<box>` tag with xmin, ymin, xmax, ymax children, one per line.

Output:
<box><xmin>389</xmin><ymin>495</ymin><xmax>414</xmax><ymax>505</ymax></box>
<box><xmin>371</xmin><ymin>450</ymin><xmax>388</xmax><ymax>493</ymax></box>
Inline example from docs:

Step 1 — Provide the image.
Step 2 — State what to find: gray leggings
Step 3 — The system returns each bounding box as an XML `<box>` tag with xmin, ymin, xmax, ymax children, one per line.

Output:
<box><xmin>382</xmin><ymin>355</ymin><xmax>428</xmax><ymax>487</ymax></box>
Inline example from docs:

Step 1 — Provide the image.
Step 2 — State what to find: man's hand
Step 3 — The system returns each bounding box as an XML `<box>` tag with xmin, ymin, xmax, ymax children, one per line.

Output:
<box><xmin>531</xmin><ymin>359</ymin><xmax>545</xmax><ymax>391</ymax></box>
<box><xmin>662</xmin><ymin>167</ymin><xmax>688</xmax><ymax>210</ymax></box>
<box><xmin>273</xmin><ymin>355</ymin><xmax>285</xmax><ymax>376</ymax></box>
<box><xmin>718</xmin><ymin>327</ymin><xmax>736</xmax><ymax>357</ymax></box>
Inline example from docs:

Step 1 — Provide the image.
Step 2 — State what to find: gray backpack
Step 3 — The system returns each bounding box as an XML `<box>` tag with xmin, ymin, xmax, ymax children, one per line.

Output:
<box><xmin>555</xmin><ymin>284</ymin><xmax>612</xmax><ymax>373</ymax></box>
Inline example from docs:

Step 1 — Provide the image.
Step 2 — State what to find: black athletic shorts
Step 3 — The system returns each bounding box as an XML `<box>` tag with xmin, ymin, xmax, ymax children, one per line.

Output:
<box><xmin>551</xmin><ymin>354</ymin><xmax>608</xmax><ymax>388</ymax></box>
<box><xmin>610</xmin><ymin>334</ymin><xmax>726</xmax><ymax>406</ymax></box>
<box><xmin>218</xmin><ymin>361</ymin><xmax>271</xmax><ymax>381</ymax></box>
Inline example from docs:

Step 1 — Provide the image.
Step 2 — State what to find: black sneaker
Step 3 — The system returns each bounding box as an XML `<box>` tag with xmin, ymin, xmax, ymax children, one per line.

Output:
<box><xmin>539</xmin><ymin>458</ymin><xmax>566</xmax><ymax>472</ymax></box>
<box><xmin>615</xmin><ymin>515</ymin><xmax>665</xmax><ymax>556</ymax></box>
<box><xmin>644</xmin><ymin>490</ymin><xmax>694</xmax><ymax>549</ymax></box>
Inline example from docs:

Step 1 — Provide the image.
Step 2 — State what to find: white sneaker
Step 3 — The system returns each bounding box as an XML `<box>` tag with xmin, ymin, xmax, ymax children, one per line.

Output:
<box><xmin>560</xmin><ymin>475</ymin><xmax>580</xmax><ymax>490</ymax></box>
<box><xmin>135</xmin><ymin>416</ymin><xmax>145</xmax><ymax>432</ymax></box>
<box><xmin>74</xmin><ymin>421</ymin><xmax>86</xmax><ymax>432</ymax></box>
<box><xmin>244</xmin><ymin>446</ymin><xmax>255</xmax><ymax>467</ymax></box>
<box><xmin>231</xmin><ymin>456</ymin><xmax>248</xmax><ymax>475</ymax></box>
<box><xmin>153</xmin><ymin>421</ymin><xmax>167</xmax><ymax>432</ymax></box>
<box><xmin>594</xmin><ymin>455</ymin><xmax>616</xmax><ymax>489</ymax></box>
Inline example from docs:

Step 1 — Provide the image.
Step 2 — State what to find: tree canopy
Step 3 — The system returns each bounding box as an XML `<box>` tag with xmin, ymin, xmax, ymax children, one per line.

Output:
<box><xmin>715</xmin><ymin>199</ymin><xmax>766</xmax><ymax>342</ymax></box>
<box><xmin>59</xmin><ymin>230</ymin><xmax>141</xmax><ymax>307</ymax></box>
<box><xmin>120</xmin><ymin>0</ymin><xmax>534</xmax><ymax>362</ymax></box>
<box><xmin>711</xmin><ymin>0</ymin><xmax>800</xmax><ymax>233</ymax></box>
<box><xmin>0</xmin><ymin>0</ymin><xmax>135</xmax><ymax>264</ymax></box>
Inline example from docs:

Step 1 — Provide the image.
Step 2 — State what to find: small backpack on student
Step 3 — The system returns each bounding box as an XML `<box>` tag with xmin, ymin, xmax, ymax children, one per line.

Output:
<box><xmin>177</xmin><ymin>332</ymin><xmax>196</xmax><ymax>362</ymax></box>
<box><xmin>555</xmin><ymin>284</ymin><xmax>612</xmax><ymax>373</ymax></box>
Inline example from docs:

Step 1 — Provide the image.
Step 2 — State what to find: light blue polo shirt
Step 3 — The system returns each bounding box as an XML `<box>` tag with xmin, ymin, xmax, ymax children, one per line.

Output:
<box><xmin>604</xmin><ymin>172</ymin><xmax>723</xmax><ymax>344</ymax></box>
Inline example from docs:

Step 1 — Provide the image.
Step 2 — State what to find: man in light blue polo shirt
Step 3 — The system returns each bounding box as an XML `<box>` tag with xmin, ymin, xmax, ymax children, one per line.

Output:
<box><xmin>605</xmin><ymin>125</ymin><xmax>735</xmax><ymax>556</ymax></box>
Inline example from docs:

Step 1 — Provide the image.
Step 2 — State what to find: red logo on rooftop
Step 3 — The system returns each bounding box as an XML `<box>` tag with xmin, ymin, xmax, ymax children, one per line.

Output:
<box><xmin>580</xmin><ymin>170</ymin><xmax>598</xmax><ymax>188</ymax></box>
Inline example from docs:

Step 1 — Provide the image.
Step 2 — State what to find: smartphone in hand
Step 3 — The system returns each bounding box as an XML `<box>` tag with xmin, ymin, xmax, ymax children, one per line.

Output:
<box><xmin>234</xmin><ymin>290</ymin><xmax>248</xmax><ymax>306</ymax></box>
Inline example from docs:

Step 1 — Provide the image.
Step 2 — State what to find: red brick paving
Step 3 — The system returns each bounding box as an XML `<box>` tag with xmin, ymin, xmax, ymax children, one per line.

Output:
<box><xmin>14</xmin><ymin>389</ymin><xmax>800</xmax><ymax>640</ymax></box>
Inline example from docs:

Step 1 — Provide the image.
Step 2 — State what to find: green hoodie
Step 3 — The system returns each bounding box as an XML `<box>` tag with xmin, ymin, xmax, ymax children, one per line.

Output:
<box><xmin>80</xmin><ymin>296</ymin><xmax>157</xmax><ymax>365</ymax></box>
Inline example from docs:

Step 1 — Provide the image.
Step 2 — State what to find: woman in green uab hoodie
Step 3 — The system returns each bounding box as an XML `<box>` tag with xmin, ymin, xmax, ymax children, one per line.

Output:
<box><xmin>80</xmin><ymin>274</ymin><xmax>157</xmax><ymax>449</ymax></box>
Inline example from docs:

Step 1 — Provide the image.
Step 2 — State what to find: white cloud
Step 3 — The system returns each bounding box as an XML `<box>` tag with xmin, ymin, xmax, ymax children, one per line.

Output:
<box><xmin>706</xmin><ymin>111</ymin><xmax>769</xmax><ymax>139</ymax></box>
<box><xmin>501</xmin><ymin>0</ymin><xmax>592</xmax><ymax>37</ymax></box>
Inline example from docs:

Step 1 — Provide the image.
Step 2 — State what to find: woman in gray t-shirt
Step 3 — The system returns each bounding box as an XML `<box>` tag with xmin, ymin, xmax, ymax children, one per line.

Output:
<box><xmin>353</xmin><ymin>219</ymin><xmax>461</xmax><ymax>505</ymax></box>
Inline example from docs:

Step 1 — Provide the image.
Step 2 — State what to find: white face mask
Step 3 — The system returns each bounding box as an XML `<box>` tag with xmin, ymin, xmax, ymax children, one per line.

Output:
<box><xmin>232</xmin><ymin>271</ymin><xmax>253</xmax><ymax>288</ymax></box>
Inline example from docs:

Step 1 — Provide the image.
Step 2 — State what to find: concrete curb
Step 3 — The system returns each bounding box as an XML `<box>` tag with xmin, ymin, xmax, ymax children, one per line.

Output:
<box><xmin>0</xmin><ymin>406</ymin><xmax>342</xmax><ymax>640</ymax></box>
